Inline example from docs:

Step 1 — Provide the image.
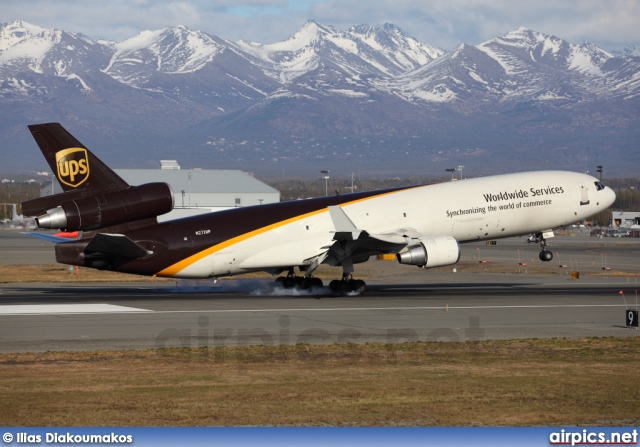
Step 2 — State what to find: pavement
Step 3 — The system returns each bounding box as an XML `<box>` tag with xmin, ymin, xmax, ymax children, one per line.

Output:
<box><xmin>1</xmin><ymin>229</ymin><xmax>639</xmax><ymax>352</ymax></box>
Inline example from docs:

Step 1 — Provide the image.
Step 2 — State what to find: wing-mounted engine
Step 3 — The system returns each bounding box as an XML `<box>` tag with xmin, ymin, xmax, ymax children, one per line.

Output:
<box><xmin>396</xmin><ymin>235</ymin><xmax>461</xmax><ymax>268</ymax></box>
<box><xmin>25</xmin><ymin>182</ymin><xmax>174</xmax><ymax>232</ymax></box>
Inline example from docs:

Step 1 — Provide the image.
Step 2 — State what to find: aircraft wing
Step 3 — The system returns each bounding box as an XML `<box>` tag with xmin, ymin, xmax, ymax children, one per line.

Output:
<box><xmin>328</xmin><ymin>205</ymin><xmax>418</xmax><ymax>245</ymax></box>
<box><xmin>322</xmin><ymin>205</ymin><xmax>417</xmax><ymax>271</ymax></box>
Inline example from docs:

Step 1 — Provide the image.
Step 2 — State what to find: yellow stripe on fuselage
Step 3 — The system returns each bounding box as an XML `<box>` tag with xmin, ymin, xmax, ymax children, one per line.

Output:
<box><xmin>154</xmin><ymin>186</ymin><xmax>423</xmax><ymax>277</ymax></box>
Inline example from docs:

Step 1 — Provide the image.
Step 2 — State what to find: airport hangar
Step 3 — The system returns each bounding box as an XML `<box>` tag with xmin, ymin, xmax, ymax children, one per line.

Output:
<box><xmin>41</xmin><ymin>160</ymin><xmax>280</xmax><ymax>221</ymax></box>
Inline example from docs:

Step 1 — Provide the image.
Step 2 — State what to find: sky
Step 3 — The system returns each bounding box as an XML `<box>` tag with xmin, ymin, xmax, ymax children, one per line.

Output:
<box><xmin>2</xmin><ymin>0</ymin><xmax>639</xmax><ymax>52</ymax></box>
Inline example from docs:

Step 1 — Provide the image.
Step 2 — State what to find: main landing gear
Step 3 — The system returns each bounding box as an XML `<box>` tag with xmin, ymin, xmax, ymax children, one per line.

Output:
<box><xmin>273</xmin><ymin>269</ymin><xmax>367</xmax><ymax>295</ymax></box>
<box><xmin>274</xmin><ymin>269</ymin><xmax>323</xmax><ymax>290</ymax></box>
<box><xmin>329</xmin><ymin>273</ymin><xmax>366</xmax><ymax>295</ymax></box>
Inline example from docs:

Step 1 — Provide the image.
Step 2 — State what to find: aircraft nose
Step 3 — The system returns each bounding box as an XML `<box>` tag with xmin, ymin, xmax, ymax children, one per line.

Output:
<box><xmin>605</xmin><ymin>187</ymin><xmax>616</xmax><ymax>208</ymax></box>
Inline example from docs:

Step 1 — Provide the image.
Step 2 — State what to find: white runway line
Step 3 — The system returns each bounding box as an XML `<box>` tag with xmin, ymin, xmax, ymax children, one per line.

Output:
<box><xmin>0</xmin><ymin>304</ymin><xmax>152</xmax><ymax>315</ymax></box>
<box><xmin>0</xmin><ymin>303</ymin><xmax>629</xmax><ymax>316</ymax></box>
<box><xmin>146</xmin><ymin>303</ymin><xmax>630</xmax><ymax>314</ymax></box>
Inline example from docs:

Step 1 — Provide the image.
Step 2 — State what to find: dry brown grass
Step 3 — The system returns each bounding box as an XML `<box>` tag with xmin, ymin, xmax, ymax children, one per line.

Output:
<box><xmin>1</xmin><ymin>260</ymin><xmax>637</xmax><ymax>284</ymax></box>
<box><xmin>0</xmin><ymin>264</ymin><xmax>359</xmax><ymax>283</ymax></box>
<box><xmin>1</xmin><ymin>338</ymin><xmax>639</xmax><ymax>426</ymax></box>
<box><xmin>0</xmin><ymin>265</ymin><xmax>169</xmax><ymax>283</ymax></box>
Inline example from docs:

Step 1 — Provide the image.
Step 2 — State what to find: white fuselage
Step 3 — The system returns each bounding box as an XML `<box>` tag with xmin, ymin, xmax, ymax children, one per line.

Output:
<box><xmin>163</xmin><ymin>171</ymin><xmax>615</xmax><ymax>278</ymax></box>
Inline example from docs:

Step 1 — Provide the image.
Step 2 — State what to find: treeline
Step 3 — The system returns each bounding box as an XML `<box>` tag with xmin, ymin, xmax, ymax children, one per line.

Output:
<box><xmin>0</xmin><ymin>182</ymin><xmax>42</xmax><ymax>220</ymax></box>
<box><xmin>264</xmin><ymin>176</ymin><xmax>446</xmax><ymax>201</ymax></box>
<box><xmin>605</xmin><ymin>178</ymin><xmax>640</xmax><ymax>190</ymax></box>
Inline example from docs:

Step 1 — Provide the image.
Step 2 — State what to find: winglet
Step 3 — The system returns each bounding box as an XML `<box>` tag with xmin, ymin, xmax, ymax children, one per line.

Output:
<box><xmin>328</xmin><ymin>206</ymin><xmax>361</xmax><ymax>241</ymax></box>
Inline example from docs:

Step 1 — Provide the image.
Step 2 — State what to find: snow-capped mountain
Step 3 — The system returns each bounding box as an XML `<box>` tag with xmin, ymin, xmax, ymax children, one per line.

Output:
<box><xmin>237</xmin><ymin>20</ymin><xmax>442</xmax><ymax>82</ymax></box>
<box><xmin>100</xmin><ymin>25</ymin><xmax>280</xmax><ymax>109</ymax></box>
<box><xmin>381</xmin><ymin>27</ymin><xmax>635</xmax><ymax>106</ymax></box>
<box><xmin>0</xmin><ymin>20</ymin><xmax>638</xmax><ymax>174</ymax></box>
<box><xmin>0</xmin><ymin>20</ymin><xmax>112</xmax><ymax>95</ymax></box>
<box><xmin>234</xmin><ymin>20</ymin><xmax>444</xmax><ymax>104</ymax></box>
<box><xmin>612</xmin><ymin>45</ymin><xmax>640</xmax><ymax>57</ymax></box>
<box><xmin>103</xmin><ymin>26</ymin><xmax>226</xmax><ymax>81</ymax></box>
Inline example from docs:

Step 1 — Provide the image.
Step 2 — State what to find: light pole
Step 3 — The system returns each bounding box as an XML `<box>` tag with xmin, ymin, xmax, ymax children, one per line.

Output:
<box><xmin>320</xmin><ymin>170</ymin><xmax>329</xmax><ymax>196</ymax></box>
<box><xmin>188</xmin><ymin>171</ymin><xmax>192</xmax><ymax>208</ymax></box>
<box><xmin>457</xmin><ymin>165</ymin><xmax>465</xmax><ymax>180</ymax></box>
<box><xmin>596</xmin><ymin>165</ymin><xmax>603</xmax><ymax>181</ymax></box>
<box><xmin>445</xmin><ymin>168</ymin><xmax>456</xmax><ymax>180</ymax></box>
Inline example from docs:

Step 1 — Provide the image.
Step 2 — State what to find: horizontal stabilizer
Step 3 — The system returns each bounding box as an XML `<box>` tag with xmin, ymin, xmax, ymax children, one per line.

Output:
<box><xmin>21</xmin><ymin>232</ymin><xmax>74</xmax><ymax>244</ymax></box>
<box><xmin>84</xmin><ymin>233</ymin><xmax>150</xmax><ymax>258</ymax></box>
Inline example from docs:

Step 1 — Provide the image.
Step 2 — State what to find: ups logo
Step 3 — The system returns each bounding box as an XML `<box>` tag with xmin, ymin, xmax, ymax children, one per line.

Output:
<box><xmin>56</xmin><ymin>148</ymin><xmax>89</xmax><ymax>188</ymax></box>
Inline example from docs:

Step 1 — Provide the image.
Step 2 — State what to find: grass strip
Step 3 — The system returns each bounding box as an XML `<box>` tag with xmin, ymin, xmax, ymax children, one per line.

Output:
<box><xmin>1</xmin><ymin>337</ymin><xmax>639</xmax><ymax>426</ymax></box>
<box><xmin>1</xmin><ymin>262</ymin><xmax>637</xmax><ymax>283</ymax></box>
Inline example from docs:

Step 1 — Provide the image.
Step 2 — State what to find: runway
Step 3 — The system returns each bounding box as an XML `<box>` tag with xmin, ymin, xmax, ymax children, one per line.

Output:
<box><xmin>1</xmin><ymin>275</ymin><xmax>639</xmax><ymax>353</ymax></box>
<box><xmin>1</xmin><ymin>229</ymin><xmax>639</xmax><ymax>352</ymax></box>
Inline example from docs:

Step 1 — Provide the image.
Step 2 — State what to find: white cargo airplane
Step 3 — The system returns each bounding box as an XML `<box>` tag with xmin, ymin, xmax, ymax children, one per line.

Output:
<box><xmin>22</xmin><ymin>123</ymin><xmax>616</xmax><ymax>294</ymax></box>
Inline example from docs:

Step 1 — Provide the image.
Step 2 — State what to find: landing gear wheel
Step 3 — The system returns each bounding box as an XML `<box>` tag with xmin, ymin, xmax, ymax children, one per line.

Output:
<box><xmin>330</xmin><ymin>279</ymin><xmax>350</xmax><ymax>294</ymax></box>
<box><xmin>537</xmin><ymin>234</ymin><xmax>553</xmax><ymax>262</ymax></box>
<box><xmin>351</xmin><ymin>279</ymin><xmax>366</xmax><ymax>294</ymax></box>
<box><xmin>329</xmin><ymin>275</ymin><xmax>366</xmax><ymax>295</ymax></box>
<box><xmin>283</xmin><ymin>276</ymin><xmax>296</xmax><ymax>288</ymax></box>
<box><xmin>329</xmin><ymin>280</ymin><xmax>342</xmax><ymax>292</ymax></box>
<box><xmin>301</xmin><ymin>276</ymin><xmax>323</xmax><ymax>289</ymax></box>
<box><xmin>539</xmin><ymin>250</ymin><xmax>553</xmax><ymax>262</ymax></box>
<box><xmin>276</xmin><ymin>270</ymin><xmax>323</xmax><ymax>290</ymax></box>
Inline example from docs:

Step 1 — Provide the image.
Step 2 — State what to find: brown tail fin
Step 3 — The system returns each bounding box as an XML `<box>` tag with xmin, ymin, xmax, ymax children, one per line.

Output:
<box><xmin>23</xmin><ymin>123</ymin><xmax>130</xmax><ymax>217</ymax></box>
<box><xmin>28</xmin><ymin>123</ymin><xmax>129</xmax><ymax>193</ymax></box>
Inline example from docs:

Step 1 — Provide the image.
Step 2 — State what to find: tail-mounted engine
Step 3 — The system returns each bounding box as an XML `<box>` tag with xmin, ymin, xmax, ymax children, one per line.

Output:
<box><xmin>396</xmin><ymin>235</ymin><xmax>461</xmax><ymax>268</ymax></box>
<box><xmin>34</xmin><ymin>182</ymin><xmax>174</xmax><ymax>231</ymax></box>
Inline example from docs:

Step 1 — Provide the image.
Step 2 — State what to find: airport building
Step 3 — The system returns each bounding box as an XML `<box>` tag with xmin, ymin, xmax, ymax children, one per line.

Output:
<box><xmin>611</xmin><ymin>211</ymin><xmax>640</xmax><ymax>228</ymax></box>
<box><xmin>41</xmin><ymin>167</ymin><xmax>280</xmax><ymax>221</ymax></box>
<box><xmin>606</xmin><ymin>211</ymin><xmax>640</xmax><ymax>238</ymax></box>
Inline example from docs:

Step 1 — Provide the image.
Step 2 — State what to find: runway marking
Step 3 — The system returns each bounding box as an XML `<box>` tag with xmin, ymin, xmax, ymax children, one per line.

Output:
<box><xmin>144</xmin><ymin>304</ymin><xmax>630</xmax><ymax>314</ymax></box>
<box><xmin>0</xmin><ymin>304</ymin><xmax>152</xmax><ymax>315</ymax></box>
<box><xmin>0</xmin><ymin>304</ymin><xmax>630</xmax><ymax>316</ymax></box>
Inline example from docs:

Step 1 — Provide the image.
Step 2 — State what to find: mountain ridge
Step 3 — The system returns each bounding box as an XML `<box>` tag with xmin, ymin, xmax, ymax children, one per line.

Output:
<box><xmin>1</xmin><ymin>20</ymin><xmax>638</xmax><ymax>176</ymax></box>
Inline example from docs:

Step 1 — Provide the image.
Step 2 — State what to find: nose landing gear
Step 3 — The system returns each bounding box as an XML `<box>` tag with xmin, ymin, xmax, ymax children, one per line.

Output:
<box><xmin>535</xmin><ymin>231</ymin><xmax>554</xmax><ymax>262</ymax></box>
<box><xmin>539</xmin><ymin>249</ymin><xmax>553</xmax><ymax>262</ymax></box>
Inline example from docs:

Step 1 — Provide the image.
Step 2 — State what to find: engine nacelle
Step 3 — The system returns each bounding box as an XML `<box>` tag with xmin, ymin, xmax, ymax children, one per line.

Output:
<box><xmin>396</xmin><ymin>236</ymin><xmax>461</xmax><ymax>268</ymax></box>
<box><xmin>36</xmin><ymin>182</ymin><xmax>174</xmax><ymax>231</ymax></box>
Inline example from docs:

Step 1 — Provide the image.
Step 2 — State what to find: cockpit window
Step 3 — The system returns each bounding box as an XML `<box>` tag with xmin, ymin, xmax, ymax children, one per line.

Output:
<box><xmin>594</xmin><ymin>181</ymin><xmax>605</xmax><ymax>191</ymax></box>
